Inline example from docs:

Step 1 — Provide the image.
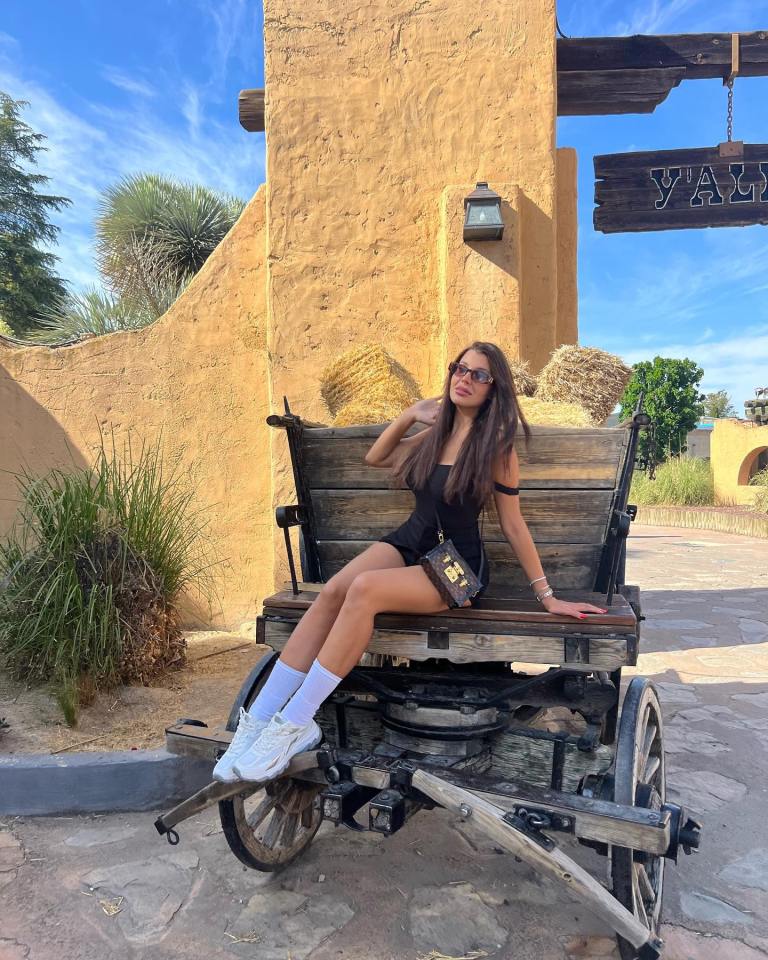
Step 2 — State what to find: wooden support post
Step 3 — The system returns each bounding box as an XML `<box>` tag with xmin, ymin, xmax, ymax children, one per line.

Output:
<box><xmin>411</xmin><ymin>768</ymin><xmax>661</xmax><ymax>954</ymax></box>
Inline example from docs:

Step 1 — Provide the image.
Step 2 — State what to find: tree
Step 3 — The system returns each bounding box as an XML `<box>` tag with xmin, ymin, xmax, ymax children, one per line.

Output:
<box><xmin>95</xmin><ymin>173</ymin><xmax>244</xmax><ymax>316</ymax></box>
<box><xmin>619</xmin><ymin>357</ymin><xmax>705</xmax><ymax>467</ymax></box>
<box><xmin>0</xmin><ymin>92</ymin><xmax>70</xmax><ymax>333</ymax></box>
<box><xmin>699</xmin><ymin>390</ymin><xmax>738</xmax><ymax>419</ymax></box>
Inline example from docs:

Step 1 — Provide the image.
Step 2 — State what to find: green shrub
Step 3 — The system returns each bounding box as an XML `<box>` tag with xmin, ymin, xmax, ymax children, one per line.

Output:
<box><xmin>0</xmin><ymin>432</ymin><xmax>213</xmax><ymax>724</ymax></box>
<box><xmin>629</xmin><ymin>455</ymin><xmax>715</xmax><ymax>507</ymax></box>
<box><xmin>748</xmin><ymin>466</ymin><xmax>768</xmax><ymax>514</ymax></box>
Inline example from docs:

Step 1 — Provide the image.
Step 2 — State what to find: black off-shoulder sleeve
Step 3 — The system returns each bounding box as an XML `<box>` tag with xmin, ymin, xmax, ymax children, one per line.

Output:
<box><xmin>493</xmin><ymin>481</ymin><xmax>520</xmax><ymax>495</ymax></box>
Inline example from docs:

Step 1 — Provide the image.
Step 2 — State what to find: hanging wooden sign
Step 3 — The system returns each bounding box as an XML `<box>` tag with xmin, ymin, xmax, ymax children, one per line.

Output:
<box><xmin>594</xmin><ymin>143</ymin><xmax>768</xmax><ymax>233</ymax></box>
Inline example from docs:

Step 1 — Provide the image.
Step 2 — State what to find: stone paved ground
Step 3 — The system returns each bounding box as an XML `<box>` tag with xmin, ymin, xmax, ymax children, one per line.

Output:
<box><xmin>2</xmin><ymin>524</ymin><xmax>767</xmax><ymax>960</ymax></box>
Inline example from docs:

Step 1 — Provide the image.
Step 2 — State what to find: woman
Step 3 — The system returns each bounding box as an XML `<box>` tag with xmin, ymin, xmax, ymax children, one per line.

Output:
<box><xmin>213</xmin><ymin>341</ymin><xmax>607</xmax><ymax>784</ymax></box>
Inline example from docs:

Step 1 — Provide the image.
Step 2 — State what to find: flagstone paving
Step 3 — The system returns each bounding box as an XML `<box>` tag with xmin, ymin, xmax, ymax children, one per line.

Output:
<box><xmin>2</xmin><ymin>524</ymin><xmax>767</xmax><ymax>960</ymax></box>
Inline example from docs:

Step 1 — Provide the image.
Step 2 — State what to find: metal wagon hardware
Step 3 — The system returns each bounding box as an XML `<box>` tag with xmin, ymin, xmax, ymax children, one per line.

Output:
<box><xmin>156</xmin><ymin>398</ymin><xmax>702</xmax><ymax>960</ymax></box>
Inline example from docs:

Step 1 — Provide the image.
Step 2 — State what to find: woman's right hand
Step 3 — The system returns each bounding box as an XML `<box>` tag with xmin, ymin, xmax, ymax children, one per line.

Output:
<box><xmin>408</xmin><ymin>397</ymin><xmax>442</xmax><ymax>426</ymax></box>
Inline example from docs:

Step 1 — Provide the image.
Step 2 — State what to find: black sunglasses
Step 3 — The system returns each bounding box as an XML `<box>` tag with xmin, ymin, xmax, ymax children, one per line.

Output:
<box><xmin>449</xmin><ymin>361</ymin><xmax>494</xmax><ymax>385</ymax></box>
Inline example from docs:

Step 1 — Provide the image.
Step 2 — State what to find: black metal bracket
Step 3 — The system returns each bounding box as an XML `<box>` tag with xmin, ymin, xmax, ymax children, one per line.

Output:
<box><xmin>502</xmin><ymin>810</ymin><xmax>555</xmax><ymax>851</ymax></box>
<box><xmin>275</xmin><ymin>504</ymin><xmax>308</xmax><ymax>595</ymax></box>
<box><xmin>266</xmin><ymin>397</ymin><xmax>324</xmax><ymax>584</ymax></box>
<box><xmin>512</xmin><ymin>805</ymin><xmax>575</xmax><ymax>837</ymax></box>
<box><xmin>637</xmin><ymin>940</ymin><xmax>664</xmax><ymax>960</ymax></box>
<box><xmin>564</xmin><ymin>635</ymin><xmax>591</xmax><ymax>664</ymax></box>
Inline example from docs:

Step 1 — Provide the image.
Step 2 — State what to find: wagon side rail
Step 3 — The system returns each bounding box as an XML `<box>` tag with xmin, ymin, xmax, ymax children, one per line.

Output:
<box><xmin>266</xmin><ymin>396</ymin><xmax>326</xmax><ymax>588</ymax></box>
<box><xmin>593</xmin><ymin>392</ymin><xmax>651</xmax><ymax>603</ymax></box>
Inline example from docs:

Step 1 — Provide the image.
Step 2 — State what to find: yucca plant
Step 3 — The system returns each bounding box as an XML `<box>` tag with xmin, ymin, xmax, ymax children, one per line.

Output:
<box><xmin>0</xmin><ymin>431</ymin><xmax>214</xmax><ymax>725</ymax></box>
<box><xmin>630</xmin><ymin>455</ymin><xmax>715</xmax><ymax>507</ymax></box>
<box><xmin>96</xmin><ymin>173</ymin><xmax>244</xmax><ymax>309</ymax></box>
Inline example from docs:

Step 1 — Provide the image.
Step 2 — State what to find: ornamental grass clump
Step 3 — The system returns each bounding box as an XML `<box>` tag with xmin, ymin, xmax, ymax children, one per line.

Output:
<box><xmin>0</xmin><ymin>434</ymin><xmax>212</xmax><ymax>725</ymax></box>
<box><xmin>629</xmin><ymin>455</ymin><xmax>715</xmax><ymax>507</ymax></box>
<box><xmin>748</xmin><ymin>466</ymin><xmax>768</xmax><ymax>514</ymax></box>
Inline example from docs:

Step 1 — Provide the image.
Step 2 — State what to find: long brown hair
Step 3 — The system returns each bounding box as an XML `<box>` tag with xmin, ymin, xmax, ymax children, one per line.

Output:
<box><xmin>391</xmin><ymin>341</ymin><xmax>532</xmax><ymax>505</ymax></box>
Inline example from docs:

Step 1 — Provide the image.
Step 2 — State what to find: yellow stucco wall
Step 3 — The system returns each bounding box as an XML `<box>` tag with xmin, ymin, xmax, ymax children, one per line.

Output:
<box><xmin>0</xmin><ymin>1</ymin><xmax>576</xmax><ymax>626</ymax></box>
<box><xmin>711</xmin><ymin>418</ymin><xmax>768</xmax><ymax>505</ymax></box>
<box><xmin>263</xmin><ymin>0</ymin><xmax>562</xmax><ymax>582</ymax></box>
<box><xmin>0</xmin><ymin>187</ymin><xmax>272</xmax><ymax>628</ymax></box>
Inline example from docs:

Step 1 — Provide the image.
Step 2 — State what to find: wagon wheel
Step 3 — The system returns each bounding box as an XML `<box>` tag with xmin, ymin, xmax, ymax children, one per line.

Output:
<box><xmin>218</xmin><ymin>651</ymin><xmax>324</xmax><ymax>871</ymax></box>
<box><xmin>610</xmin><ymin>677</ymin><xmax>666</xmax><ymax>960</ymax></box>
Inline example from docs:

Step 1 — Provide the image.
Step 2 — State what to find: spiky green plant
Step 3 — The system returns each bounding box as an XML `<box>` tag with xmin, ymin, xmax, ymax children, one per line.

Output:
<box><xmin>0</xmin><ymin>431</ymin><xmax>215</xmax><ymax>724</ymax></box>
<box><xmin>629</xmin><ymin>455</ymin><xmax>715</xmax><ymax>507</ymax></box>
<box><xmin>96</xmin><ymin>173</ymin><xmax>244</xmax><ymax>309</ymax></box>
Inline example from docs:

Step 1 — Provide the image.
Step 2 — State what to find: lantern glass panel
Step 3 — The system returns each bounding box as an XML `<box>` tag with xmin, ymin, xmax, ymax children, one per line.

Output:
<box><xmin>465</xmin><ymin>201</ymin><xmax>502</xmax><ymax>227</ymax></box>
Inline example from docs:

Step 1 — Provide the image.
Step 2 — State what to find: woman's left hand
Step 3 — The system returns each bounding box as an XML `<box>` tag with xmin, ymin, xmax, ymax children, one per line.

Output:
<box><xmin>541</xmin><ymin>596</ymin><xmax>607</xmax><ymax>620</ymax></box>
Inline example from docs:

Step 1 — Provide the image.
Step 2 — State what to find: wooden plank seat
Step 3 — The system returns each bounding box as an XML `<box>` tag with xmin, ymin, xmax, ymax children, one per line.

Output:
<box><xmin>260</xmin><ymin>586</ymin><xmax>638</xmax><ymax>670</ymax></box>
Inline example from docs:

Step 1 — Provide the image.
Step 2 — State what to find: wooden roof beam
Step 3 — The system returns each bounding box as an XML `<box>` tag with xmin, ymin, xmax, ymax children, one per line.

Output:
<box><xmin>558</xmin><ymin>31</ymin><xmax>768</xmax><ymax>115</ymax></box>
<box><xmin>557</xmin><ymin>31</ymin><xmax>768</xmax><ymax>78</ymax></box>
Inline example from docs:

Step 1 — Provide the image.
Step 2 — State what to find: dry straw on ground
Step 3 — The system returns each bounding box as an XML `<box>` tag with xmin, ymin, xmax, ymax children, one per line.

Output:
<box><xmin>535</xmin><ymin>345</ymin><xmax>632</xmax><ymax>425</ymax></box>
<box><xmin>321</xmin><ymin>344</ymin><xmax>422</xmax><ymax>426</ymax></box>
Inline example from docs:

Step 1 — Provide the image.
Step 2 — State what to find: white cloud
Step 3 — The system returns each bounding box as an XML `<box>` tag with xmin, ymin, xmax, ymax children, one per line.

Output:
<box><xmin>102</xmin><ymin>67</ymin><xmax>156</xmax><ymax>99</ymax></box>
<box><xmin>614</xmin><ymin>0</ymin><xmax>703</xmax><ymax>36</ymax></box>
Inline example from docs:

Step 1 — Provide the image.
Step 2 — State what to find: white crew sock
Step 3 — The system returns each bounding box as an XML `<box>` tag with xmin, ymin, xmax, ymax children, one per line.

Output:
<box><xmin>248</xmin><ymin>658</ymin><xmax>307</xmax><ymax>721</ymax></box>
<box><xmin>280</xmin><ymin>658</ymin><xmax>343</xmax><ymax>726</ymax></box>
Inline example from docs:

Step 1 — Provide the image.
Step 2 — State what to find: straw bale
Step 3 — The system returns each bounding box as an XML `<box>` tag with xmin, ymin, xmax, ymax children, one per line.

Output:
<box><xmin>535</xmin><ymin>345</ymin><xmax>632</xmax><ymax>424</ymax></box>
<box><xmin>518</xmin><ymin>396</ymin><xmax>592</xmax><ymax>427</ymax></box>
<box><xmin>508</xmin><ymin>358</ymin><xmax>537</xmax><ymax>397</ymax></box>
<box><xmin>321</xmin><ymin>344</ymin><xmax>421</xmax><ymax>417</ymax></box>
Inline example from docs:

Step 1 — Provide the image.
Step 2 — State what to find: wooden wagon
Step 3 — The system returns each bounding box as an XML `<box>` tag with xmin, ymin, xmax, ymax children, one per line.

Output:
<box><xmin>156</xmin><ymin>398</ymin><xmax>702</xmax><ymax>960</ymax></box>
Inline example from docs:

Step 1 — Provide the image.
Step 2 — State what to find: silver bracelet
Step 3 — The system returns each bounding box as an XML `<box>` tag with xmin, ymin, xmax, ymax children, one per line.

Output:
<box><xmin>535</xmin><ymin>587</ymin><xmax>555</xmax><ymax>603</ymax></box>
<box><xmin>530</xmin><ymin>576</ymin><xmax>548</xmax><ymax>587</ymax></box>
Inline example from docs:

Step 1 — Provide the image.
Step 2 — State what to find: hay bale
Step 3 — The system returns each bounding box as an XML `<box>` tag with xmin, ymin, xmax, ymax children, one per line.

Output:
<box><xmin>518</xmin><ymin>396</ymin><xmax>592</xmax><ymax>427</ymax></box>
<box><xmin>321</xmin><ymin>344</ymin><xmax>421</xmax><ymax>418</ymax></box>
<box><xmin>535</xmin><ymin>345</ymin><xmax>632</xmax><ymax>425</ymax></box>
<box><xmin>508</xmin><ymin>358</ymin><xmax>537</xmax><ymax>397</ymax></box>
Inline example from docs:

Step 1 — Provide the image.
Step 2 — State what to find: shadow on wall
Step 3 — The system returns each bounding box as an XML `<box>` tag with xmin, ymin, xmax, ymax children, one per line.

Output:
<box><xmin>0</xmin><ymin>364</ymin><xmax>89</xmax><ymax>532</ymax></box>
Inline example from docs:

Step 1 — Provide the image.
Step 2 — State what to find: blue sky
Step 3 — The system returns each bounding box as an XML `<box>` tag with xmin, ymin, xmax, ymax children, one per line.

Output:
<box><xmin>1</xmin><ymin>0</ymin><xmax>767</xmax><ymax>409</ymax></box>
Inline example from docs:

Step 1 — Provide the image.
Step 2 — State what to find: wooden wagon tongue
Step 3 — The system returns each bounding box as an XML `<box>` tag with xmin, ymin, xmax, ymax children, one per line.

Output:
<box><xmin>154</xmin><ymin>732</ymin><xmax>700</xmax><ymax>960</ymax></box>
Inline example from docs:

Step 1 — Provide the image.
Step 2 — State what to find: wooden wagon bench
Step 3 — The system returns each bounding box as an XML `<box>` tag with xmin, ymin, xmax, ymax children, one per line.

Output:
<box><xmin>157</xmin><ymin>398</ymin><xmax>702</xmax><ymax>960</ymax></box>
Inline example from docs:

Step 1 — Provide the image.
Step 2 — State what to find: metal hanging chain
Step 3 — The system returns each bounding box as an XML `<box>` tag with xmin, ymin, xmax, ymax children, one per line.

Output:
<box><xmin>726</xmin><ymin>76</ymin><xmax>734</xmax><ymax>143</ymax></box>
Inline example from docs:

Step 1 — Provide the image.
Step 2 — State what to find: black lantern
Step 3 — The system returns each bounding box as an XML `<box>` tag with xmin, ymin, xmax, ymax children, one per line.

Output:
<box><xmin>463</xmin><ymin>181</ymin><xmax>504</xmax><ymax>241</ymax></box>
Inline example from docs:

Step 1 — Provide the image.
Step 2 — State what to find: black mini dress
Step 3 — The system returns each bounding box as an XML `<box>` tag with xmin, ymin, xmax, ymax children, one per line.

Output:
<box><xmin>379</xmin><ymin>463</ymin><xmax>519</xmax><ymax>607</ymax></box>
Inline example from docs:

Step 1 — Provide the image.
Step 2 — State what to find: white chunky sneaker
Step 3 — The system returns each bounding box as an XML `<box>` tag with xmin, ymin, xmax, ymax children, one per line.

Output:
<box><xmin>232</xmin><ymin>712</ymin><xmax>322</xmax><ymax>782</ymax></box>
<box><xmin>212</xmin><ymin>708</ymin><xmax>269</xmax><ymax>783</ymax></box>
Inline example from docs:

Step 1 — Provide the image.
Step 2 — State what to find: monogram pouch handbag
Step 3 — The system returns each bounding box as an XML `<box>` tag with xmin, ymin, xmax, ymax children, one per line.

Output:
<box><xmin>420</xmin><ymin>507</ymin><xmax>487</xmax><ymax>608</ymax></box>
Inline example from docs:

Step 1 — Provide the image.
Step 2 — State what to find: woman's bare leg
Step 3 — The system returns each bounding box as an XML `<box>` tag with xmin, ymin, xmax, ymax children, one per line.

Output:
<box><xmin>317</xmin><ymin>566</ymin><xmax>449</xmax><ymax>677</ymax></box>
<box><xmin>278</xmin><ymin>542</ymin><xmax>406</xmax><ymax>673</ymax></box>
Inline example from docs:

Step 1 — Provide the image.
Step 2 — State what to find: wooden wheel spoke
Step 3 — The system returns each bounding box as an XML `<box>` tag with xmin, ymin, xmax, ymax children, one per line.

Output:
<box><xmin>301</xmin><ymin>805</ymin><xmax>316</xmax><ymax>828</ymax></box>
<box><xmin>635</xmin><ymin>861</ymin><xmax>656</xmax><ymax>903</ymax></box>
<box><xmin>261</xmin><ymin>808</ymin><xmax>287</xmax><ymax>849</ymax></box>
<box><xmin>644</xmin><ymin>754</ymin><xmax>661</xmax><ymax>783</ymax></box>
<box><xmin>640</xmin><ymin>722</ymin><xmax>657</xmax><ymax>769</ymax></box>
<box><xmin>280</xmin><ymin>813</ymin><xmax>299</xmax><ymax>848</ymax></box>
<box><xmin>632</xmin><ymin>867</ymin><xmax>651</xmax><ymax>928</ymax></box>
<box><xmin>246</xmin><ymin>792</ymin><xmax>277</xmax><ymax>830</ymax></box>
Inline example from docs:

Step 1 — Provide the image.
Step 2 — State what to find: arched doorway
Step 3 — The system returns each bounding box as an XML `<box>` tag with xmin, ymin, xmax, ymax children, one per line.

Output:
<box><xmin>738</xmin><ymin>446</ymin><xmax>768</xmax><ymax>485</ymax></box>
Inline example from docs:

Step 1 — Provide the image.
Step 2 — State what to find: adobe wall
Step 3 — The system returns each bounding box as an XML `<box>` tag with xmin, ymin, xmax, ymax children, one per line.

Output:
<box><xmin>263</xmin><ymin>0</ymin><xmax>562</xmax><ymax>581</ymax></box>
<box><xmin>0</xmin><ymin>187</ymin><xmax>271</xmax><ymax>628</ymax></box>
<box><xmin>711</xmin><ymin>418</ymin><xmax>768</xmax><ymax>506</ymax></box>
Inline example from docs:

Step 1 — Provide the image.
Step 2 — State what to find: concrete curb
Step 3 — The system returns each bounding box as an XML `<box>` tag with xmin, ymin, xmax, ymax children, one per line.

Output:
<box><xmin>634</xmin><ymin>505</ymin><xmax>768</xmax><ymax>539</ymax></box>
<box><xmin>0</xmin><ymin>749</ymin><xmax>214</xmax><ymax>816</ymax></box>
